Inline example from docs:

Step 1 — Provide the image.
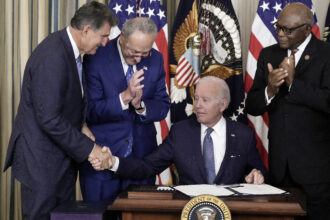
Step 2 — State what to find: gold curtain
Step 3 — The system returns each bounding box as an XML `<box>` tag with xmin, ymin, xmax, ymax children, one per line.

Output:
<box><xmin>0</xmin><ymin>1</ymin><xmax>107</xmax><ymax>219</ymax></box>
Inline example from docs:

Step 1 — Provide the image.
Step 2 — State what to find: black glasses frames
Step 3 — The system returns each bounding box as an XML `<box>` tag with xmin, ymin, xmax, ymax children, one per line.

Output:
<box><xmin>275</xmin><ymin>23</ymin><xmax>310</xmax><ymax>35</ymax></box>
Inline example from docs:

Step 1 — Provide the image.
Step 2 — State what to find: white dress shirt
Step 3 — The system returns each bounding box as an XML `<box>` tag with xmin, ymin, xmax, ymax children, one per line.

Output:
<box><xmin>201</xmin><ymin>117</ymin><xmax>226</xmax><ymax>175</ymax></box>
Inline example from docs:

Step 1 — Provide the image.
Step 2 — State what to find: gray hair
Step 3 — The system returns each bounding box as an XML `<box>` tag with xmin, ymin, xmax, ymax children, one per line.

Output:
<box><xmin>198</xmin><ymin>76</ymin><xmax>231</xmax><ymax>108</ymax></box>
<box><xmin>122</xmin><ymin>17</ymin><xmax>157</xmax><ymax>38</ymax></box>
<box><xmin>71</xmin><ymin>1</ymin><xmax>118</xmax><ymax>31</ymax></box>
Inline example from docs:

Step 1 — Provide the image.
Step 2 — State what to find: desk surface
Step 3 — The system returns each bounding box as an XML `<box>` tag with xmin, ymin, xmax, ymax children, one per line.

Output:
<box><xmin>108</xmin><ymin>185</ymin><xmax>306</xmax><ymax>217</ymax></box>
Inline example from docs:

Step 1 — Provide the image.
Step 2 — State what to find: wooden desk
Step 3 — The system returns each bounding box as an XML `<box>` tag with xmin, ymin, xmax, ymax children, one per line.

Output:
<box><xmin>108</xmin><ymin>185</ymin><xmax>306</xmax><ymax>220</ymax></box>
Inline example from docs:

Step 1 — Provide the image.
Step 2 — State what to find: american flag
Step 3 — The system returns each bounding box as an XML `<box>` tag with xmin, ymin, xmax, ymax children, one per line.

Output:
<box><xmin>109</xmin><ymin>0</ymin><xmax>172</xmax><ymax>185</ymax></box>
<box><xmin>244</xmin><ymin>0</ymin><xmax>320</xmax><ymax>168</ymax></box>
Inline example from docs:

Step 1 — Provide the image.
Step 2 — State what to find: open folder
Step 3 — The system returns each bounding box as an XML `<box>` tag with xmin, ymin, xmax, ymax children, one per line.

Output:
<box><xmin>172</xmin><ymin>184</ymin><xmax>287</xmax><ymax>197</ymax></box>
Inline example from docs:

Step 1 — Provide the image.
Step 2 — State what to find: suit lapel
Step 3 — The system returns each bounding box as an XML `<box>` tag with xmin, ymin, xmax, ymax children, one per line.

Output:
<box><xmin>109</xmin><ymin>37</ymin><xmax>128</xmax><ymax>92</ymax></box>
<box><xmin>215</xmin><ymin>119</ymin><xmax>235</xmax><ymax>183</ymax></box>
<box><xmin>295</xmin><ymin>35</ymin><xmax>317</xmax><ymax>77</ymax></box>
<box><xmin>190</xmin><ymin>118</ymin><xmax>208</xmax><ymax>183</ymax></box>
<box><xmin>61</xmin><ymin>29</ymin><xmax>82</xmax><ymax>96</ymax></box>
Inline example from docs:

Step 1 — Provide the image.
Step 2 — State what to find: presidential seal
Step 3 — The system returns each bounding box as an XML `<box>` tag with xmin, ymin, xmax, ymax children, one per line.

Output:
<box><xmin>181</xmin><ymin>195</ymin><xmax>231</xmax><ymax>220</ymax></box>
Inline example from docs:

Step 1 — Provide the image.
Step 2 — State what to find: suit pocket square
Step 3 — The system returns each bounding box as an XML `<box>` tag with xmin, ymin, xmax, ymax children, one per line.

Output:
<box><xmin>230</xmin><ymin>155</ymin><xmax>240</xmax><ymax>158</ymax></box>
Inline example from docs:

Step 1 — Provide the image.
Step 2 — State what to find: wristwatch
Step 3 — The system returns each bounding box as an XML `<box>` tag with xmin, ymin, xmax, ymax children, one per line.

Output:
<box><xmin>135</xmin><ymin>101</ymin><xmax>145</xmax><ymax>111</ymax></box>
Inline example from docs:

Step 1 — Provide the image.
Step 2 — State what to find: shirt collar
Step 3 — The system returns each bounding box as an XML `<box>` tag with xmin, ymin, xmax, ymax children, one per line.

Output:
<box><xmin>66</xmin><ymin>26</ymin><xmax>80</xmax><ymax>59</ymax></box>
<box><xmin>201</xmin><ymin>117</ymin><xmax>226</xmax><ymax>136</ymax></box>
<box><xmin>288</xmin><ymin>33</ymin><xmax>311</xmax><ymax>55</ymax></box>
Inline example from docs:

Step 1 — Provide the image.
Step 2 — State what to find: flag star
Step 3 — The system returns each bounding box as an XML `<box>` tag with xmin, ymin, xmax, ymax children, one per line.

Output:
<box><xmin>138</xmin><ymin>7</ymin><xmax>145</xmax><ymax>15</ymax></box>
<box><xmin>125</xmin><ymin>4</ymin><xmax>134</xmax><ymax>16</ymax></box>
<box><xmin>260</xmin><ymin>1</ymin><xmax>270</xmax><ymax>12</ymax></box>
<box><xmin>146</xmin><ymin>8</ymin><xmax>155</xmax><ymax>17</ymax></box>
<box><xmin>272</xmin><ymin>2</ymin><xmax>282</xmax><ymax>13</ymax></box>
<box><xmin>157</xmin><ymin>9</ymin><xmax>165</xmax><ymax>20</ymax></box>
<box><xmin>113</xmin><ymin>3</ymin><xmax>122</xmax><ymax>14</ymax></box>
<box><xmin>237</xmin><ymin>106</ymin><xmax>244</xmax><ymax>115</ymax></box>
<box><xmin>270</xmin><ymin>16</ymin><xmax>278</xmax><ymax>24</ymax></box>
<box><xmin>230</xmin><ymin>114</ymin><xmax>238</xmax><ymax>121</ymax></box>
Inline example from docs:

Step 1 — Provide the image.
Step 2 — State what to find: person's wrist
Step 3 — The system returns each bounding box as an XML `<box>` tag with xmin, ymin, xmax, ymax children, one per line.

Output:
<box><xmin>135</xmin><ymin>100</ymin><xmax>145</xmax><ymax>111</ymax></box>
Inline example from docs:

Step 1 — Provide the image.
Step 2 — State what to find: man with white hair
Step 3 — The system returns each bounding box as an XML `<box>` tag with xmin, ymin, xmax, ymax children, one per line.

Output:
<box><xmin>91</xmin><ymin>76</ymin><xmax>268</xmax><ymax>185</ymax></box>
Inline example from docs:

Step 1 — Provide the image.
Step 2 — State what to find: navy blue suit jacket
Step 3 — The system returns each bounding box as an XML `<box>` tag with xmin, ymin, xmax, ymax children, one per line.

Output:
<box><xmin>117</xmin><ymin>117</ymin><xmax>268</xmax><ymax>185</ymax></box>
<box><xmin>81</xmin><ymin>37</ymin><xmax>170</xmax><ymax>179</ymax></box>
<box><xmin>4</xmin><ymin>29</ymin><xmax>94</xmax><ymax>190</ymax></box>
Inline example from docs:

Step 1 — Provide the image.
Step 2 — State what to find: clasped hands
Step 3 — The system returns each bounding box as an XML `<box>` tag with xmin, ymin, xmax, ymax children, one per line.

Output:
<box><xmin>121</xmin><ymin>69</ymin><xmax>144</xmax><ymax>110</ymax></box>
<box><xmin>81</xmin><ymin>123</ymin><xmax>114</xmax><ymax>170</ymax></box>
<box><xmin>88</xmin><ymin>145</ymin><xmax>114</xmax><ymax>170</ymax></box>
<box><xmin>267</xmin><ymin>54</ymin><xmax>295</xmax><ymax>98</ymax></box>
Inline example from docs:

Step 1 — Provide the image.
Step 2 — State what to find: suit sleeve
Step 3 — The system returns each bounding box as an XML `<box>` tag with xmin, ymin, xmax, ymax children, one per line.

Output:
<box><xmin>84</xmin><ymin>54</ymin><xmax>126</xmax><ymax>123</ymax></box>
<box><xmin>245</xmin><ymin>49</ymin><xmax>271</xmax><ymax>116</ymax></box>
<box><xmin>31</xmin><ymin>55</ymin><xmax>93</xmax><ymax>162</ymax></box>
<box><xmin>116</xmin><ymin>124</ymin><xmax>175</xmax><ymax>179</ymax></box>
<box><xmin>245</xmin><ymin>128</ymin><xmax>269</xmax><ymax>182</ymax></box>
<box><xmin>141</xmin><ymin>54</ymin><xmax>170</xmax><ymax>123</ymax></box>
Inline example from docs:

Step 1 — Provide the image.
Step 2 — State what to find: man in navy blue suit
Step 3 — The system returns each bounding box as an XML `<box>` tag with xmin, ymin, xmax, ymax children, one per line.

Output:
<box><xmin>80</xmin><ymin>17</ymin><xmax>170</xmax><ymax>202</ymax></box>
<box><xmin>91</xmin><ymin>76</ymin><xmax>267</xmax><ymax>185</ymax></box>
<box><xmin>3</xmin><ymin>2</ymin><xmax>117</xmax><ymax>220</ymax></box>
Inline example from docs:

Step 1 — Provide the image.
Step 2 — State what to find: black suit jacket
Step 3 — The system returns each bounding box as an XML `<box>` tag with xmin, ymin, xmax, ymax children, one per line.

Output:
<box><xmin>4</xmin><ymin>29</ymin><xmax>94</xmax><ymax>191</ymax></box>
<box><xmin>117</xmin><ymin>117</ymin><xmax>268</xmax><ymax>185</ymax></box>
<box><xmin>245</xmin><ymin>35</ymin><xmax>330</xmax><ymax>185</ymax></box>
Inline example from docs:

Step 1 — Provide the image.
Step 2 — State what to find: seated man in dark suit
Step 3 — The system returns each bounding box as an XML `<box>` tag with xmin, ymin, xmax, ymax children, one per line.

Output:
<box><xmin>91</xmin><ymin>76</ymin><xmax>268</xmax><ymax>185</ymax></box>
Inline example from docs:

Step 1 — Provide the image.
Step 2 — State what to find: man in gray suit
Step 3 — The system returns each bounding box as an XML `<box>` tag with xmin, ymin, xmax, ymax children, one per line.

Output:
<box><xmin>3</xmin><ymin>2</ymin><xmax>117</xmax><ymax>220</ymax></box>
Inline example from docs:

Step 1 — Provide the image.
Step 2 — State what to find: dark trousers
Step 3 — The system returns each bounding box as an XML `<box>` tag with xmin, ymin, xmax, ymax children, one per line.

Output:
<box><xmin>279</xmin><ymin>168</ymin><xmax>330</xmax><ymax>220</ymax></box>
<box><xmin>21</xmin><ymin>183</ymin><xmax>75</xmax><ymax>220</ymax></box>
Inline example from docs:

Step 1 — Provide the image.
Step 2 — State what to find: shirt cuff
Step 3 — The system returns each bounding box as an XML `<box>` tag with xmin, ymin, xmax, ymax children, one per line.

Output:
<box><xmin>265</xmin><ymin>86</ymin><xmax>275</xmax><ymax>105</ymax></box>
<box><xmin>135</xmin><ymin>107</ymin><xmax>146</xmax><ymax>116</ymax></box>
<box><xmin>119</xmin><ymin>94</ymin><xmax>129</xmax><ymax>110</ymax></box>
<box><xmin>110</xmin><ymin>156</ymin><xmax>119</xmax><ymax>172</ymax></box>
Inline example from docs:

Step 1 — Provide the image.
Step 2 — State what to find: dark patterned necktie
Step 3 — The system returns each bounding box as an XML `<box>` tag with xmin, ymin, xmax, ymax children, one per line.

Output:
<box><xmin>203</xmin><ymin>127</ymin><xmax>215</xmax><ymax>184</ymax></box>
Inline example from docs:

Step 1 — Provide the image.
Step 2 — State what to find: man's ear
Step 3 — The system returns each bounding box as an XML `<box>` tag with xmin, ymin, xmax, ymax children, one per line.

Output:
<box><xmin>220</xmin><ymin>98</ymin><xmax>228</xmax><ymax>112</ymax></box>
<box><xmin>82</xmin><ymin>25</ymin><xmax>91</xmax><ymax>36</ymax></box>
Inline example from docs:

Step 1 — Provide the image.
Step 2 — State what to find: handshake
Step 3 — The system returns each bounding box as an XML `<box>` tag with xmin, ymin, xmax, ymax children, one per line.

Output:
<box><xmin>88</xmin><ymin>145</ymin><xmax>115</xmax><ymax>171</ymax></box>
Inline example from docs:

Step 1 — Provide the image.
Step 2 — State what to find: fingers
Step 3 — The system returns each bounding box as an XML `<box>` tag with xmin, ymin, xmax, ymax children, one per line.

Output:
<box><xmin>267</xmin><ymin>63</ymin><xmax>273</xmax><ymax>73</ymax></box>
<box><xmin>245</xmin><ymin>169</ymin><xmax>264</xmax><ymax>185</ymax></box>
<box><xmin>81</xmin><ymin>124</ymin><xmax>96</xmax><ymax>142</ymax></box>
<box><xmin>89</xmin><ymin>145</ymin><xmax>113</xmax><ymax>170</ymax></box>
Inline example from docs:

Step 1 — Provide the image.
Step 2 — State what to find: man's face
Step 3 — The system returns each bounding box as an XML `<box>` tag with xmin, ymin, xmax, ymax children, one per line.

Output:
<box><xmin>276</xmin><ymin>12</ymin><xmax>311</xmax><ymax>49</ymax></box>
<box><xmin>81</xmin><ymin>22</ymin><xmax>111</xmax><ymax>55</ymax></box>
<box><xmin>120</xmin><ymin>30</ymin><xmax>155</xmax><ymax>65</ymax></box>
<box><xmin>194</xmin><ymin>81</ymin><xmax>226</xmax><ymax>128</ymax></box>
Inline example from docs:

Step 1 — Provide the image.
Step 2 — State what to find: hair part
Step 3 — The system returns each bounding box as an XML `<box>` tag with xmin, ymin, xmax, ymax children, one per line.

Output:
<box><xmin>71</xmin><ymin>1</ymin><xmax>118</xmax><ymax>31</ymax></box>
<box><xmin>122</xmin><ymin>17</ymin><xmax>157</xmax><ymax>38</ymax></box>
<box><xmin>198</xmin><ymin>76</ymin><xmax>231</xmax><ymax>108</ymax></box>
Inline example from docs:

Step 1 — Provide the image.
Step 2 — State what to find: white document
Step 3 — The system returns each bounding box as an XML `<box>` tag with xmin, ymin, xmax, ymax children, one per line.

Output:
<box><xmin>231</xmin><ymin>183</ymin><xmax>286</xmax><ymax>195</ymax></box>
<box><xmin>174</xmin><ymin>184</ymin><xmax>234</xmax><ymax>197</ymax></box>
<box><xmin>174</xmin><ymin>184</ymin><xmax>286</xmax><ymax>197</ymax></box>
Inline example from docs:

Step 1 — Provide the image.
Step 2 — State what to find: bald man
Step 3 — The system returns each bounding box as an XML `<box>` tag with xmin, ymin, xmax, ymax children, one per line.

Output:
<box><xmin>246</xmin><ymin>3</ymin><xmax>330</xmax><ymax>219</ymax></box>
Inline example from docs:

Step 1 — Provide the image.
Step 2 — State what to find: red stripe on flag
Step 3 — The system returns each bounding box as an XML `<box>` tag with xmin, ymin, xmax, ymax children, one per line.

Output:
<box><xmin>312</xmin><ymin>25</ymin><xmax>320</xmax><ymax>39</ymax></box>
<box><xmin>155</xmin><ymin>29</ymin><xmax>170</xmax><ymax>90</ymax></box>
<box><xmin>249</xmin><ymin>33</ymin><xmax>263</xmax><ymax>61</ymax></box>
<box><xmin>244</xmin><ymin>71</ymin><xmax>254</xmax><ymax>93</ymax></box>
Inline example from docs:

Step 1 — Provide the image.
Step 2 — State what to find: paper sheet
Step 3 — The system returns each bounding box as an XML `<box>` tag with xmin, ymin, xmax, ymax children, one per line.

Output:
<box><xmin>173</xmin><ymin>184</ymin><xmax>286</xmax><ymax>197</ymax></box>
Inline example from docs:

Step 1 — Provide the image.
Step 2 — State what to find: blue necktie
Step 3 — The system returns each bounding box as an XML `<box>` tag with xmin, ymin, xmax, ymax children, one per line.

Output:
<box><xmin>203</xmin><ymin>127</ymin><xmax>215</xmax><ymax>184</ymax></box>
<box><xmin>76</xmin><ymin>55</ymin><xmax>83</xmax><ymax>95</ymax></box>
<box><xmin>126</xmin><ymin>65</ymin><xmax>134</xmax><ymax>84</ymax></box>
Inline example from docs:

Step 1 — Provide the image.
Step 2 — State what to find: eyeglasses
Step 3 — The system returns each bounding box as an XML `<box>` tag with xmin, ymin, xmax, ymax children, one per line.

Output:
<box><xmin>275</xmin><ymin>23</ymin><xmax>309</xmax><ymax>35</ymax></box>
<box><xmin>125</xmin><ymin>42</ymin><xmax>151</xmax><ymax>58</ymax></box>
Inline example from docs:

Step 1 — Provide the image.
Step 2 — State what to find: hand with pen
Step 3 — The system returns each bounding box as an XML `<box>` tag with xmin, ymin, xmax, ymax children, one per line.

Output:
<box><xmin>245</xmin><ymin>168</ymin><xmax>264</xmax><ymax>184</ymax></box>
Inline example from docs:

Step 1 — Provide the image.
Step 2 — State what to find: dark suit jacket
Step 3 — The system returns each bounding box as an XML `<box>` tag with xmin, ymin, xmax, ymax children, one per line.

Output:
<box><xmin>80</xmin><ymin>37</ymin><xmax>170</xmax><ymax>180</ymax></box>
<box><xmin>4</xmin><ymin>29</ymin><xmax>94</xmax><ymax>191</ymax></box>
<box><xmin>116</xmin><ymin>117</ymin><xmax>268</xmax><ymax>185</ymax></box>
<box><xmin>245</xmin><ymin>35</ymin><xmax>330</xmax><ymax>185</ymax></box>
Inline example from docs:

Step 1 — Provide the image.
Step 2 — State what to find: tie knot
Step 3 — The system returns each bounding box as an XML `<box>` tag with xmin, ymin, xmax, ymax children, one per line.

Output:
<box><xmin>206</xmin><ymin>127</ymin><xmax>213</xmax><ymax>135</ymax></box>
<box><xmin>291</xmin><ymin>48</ymin><xmax>298</xmax><ymax>55</ymax></box>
